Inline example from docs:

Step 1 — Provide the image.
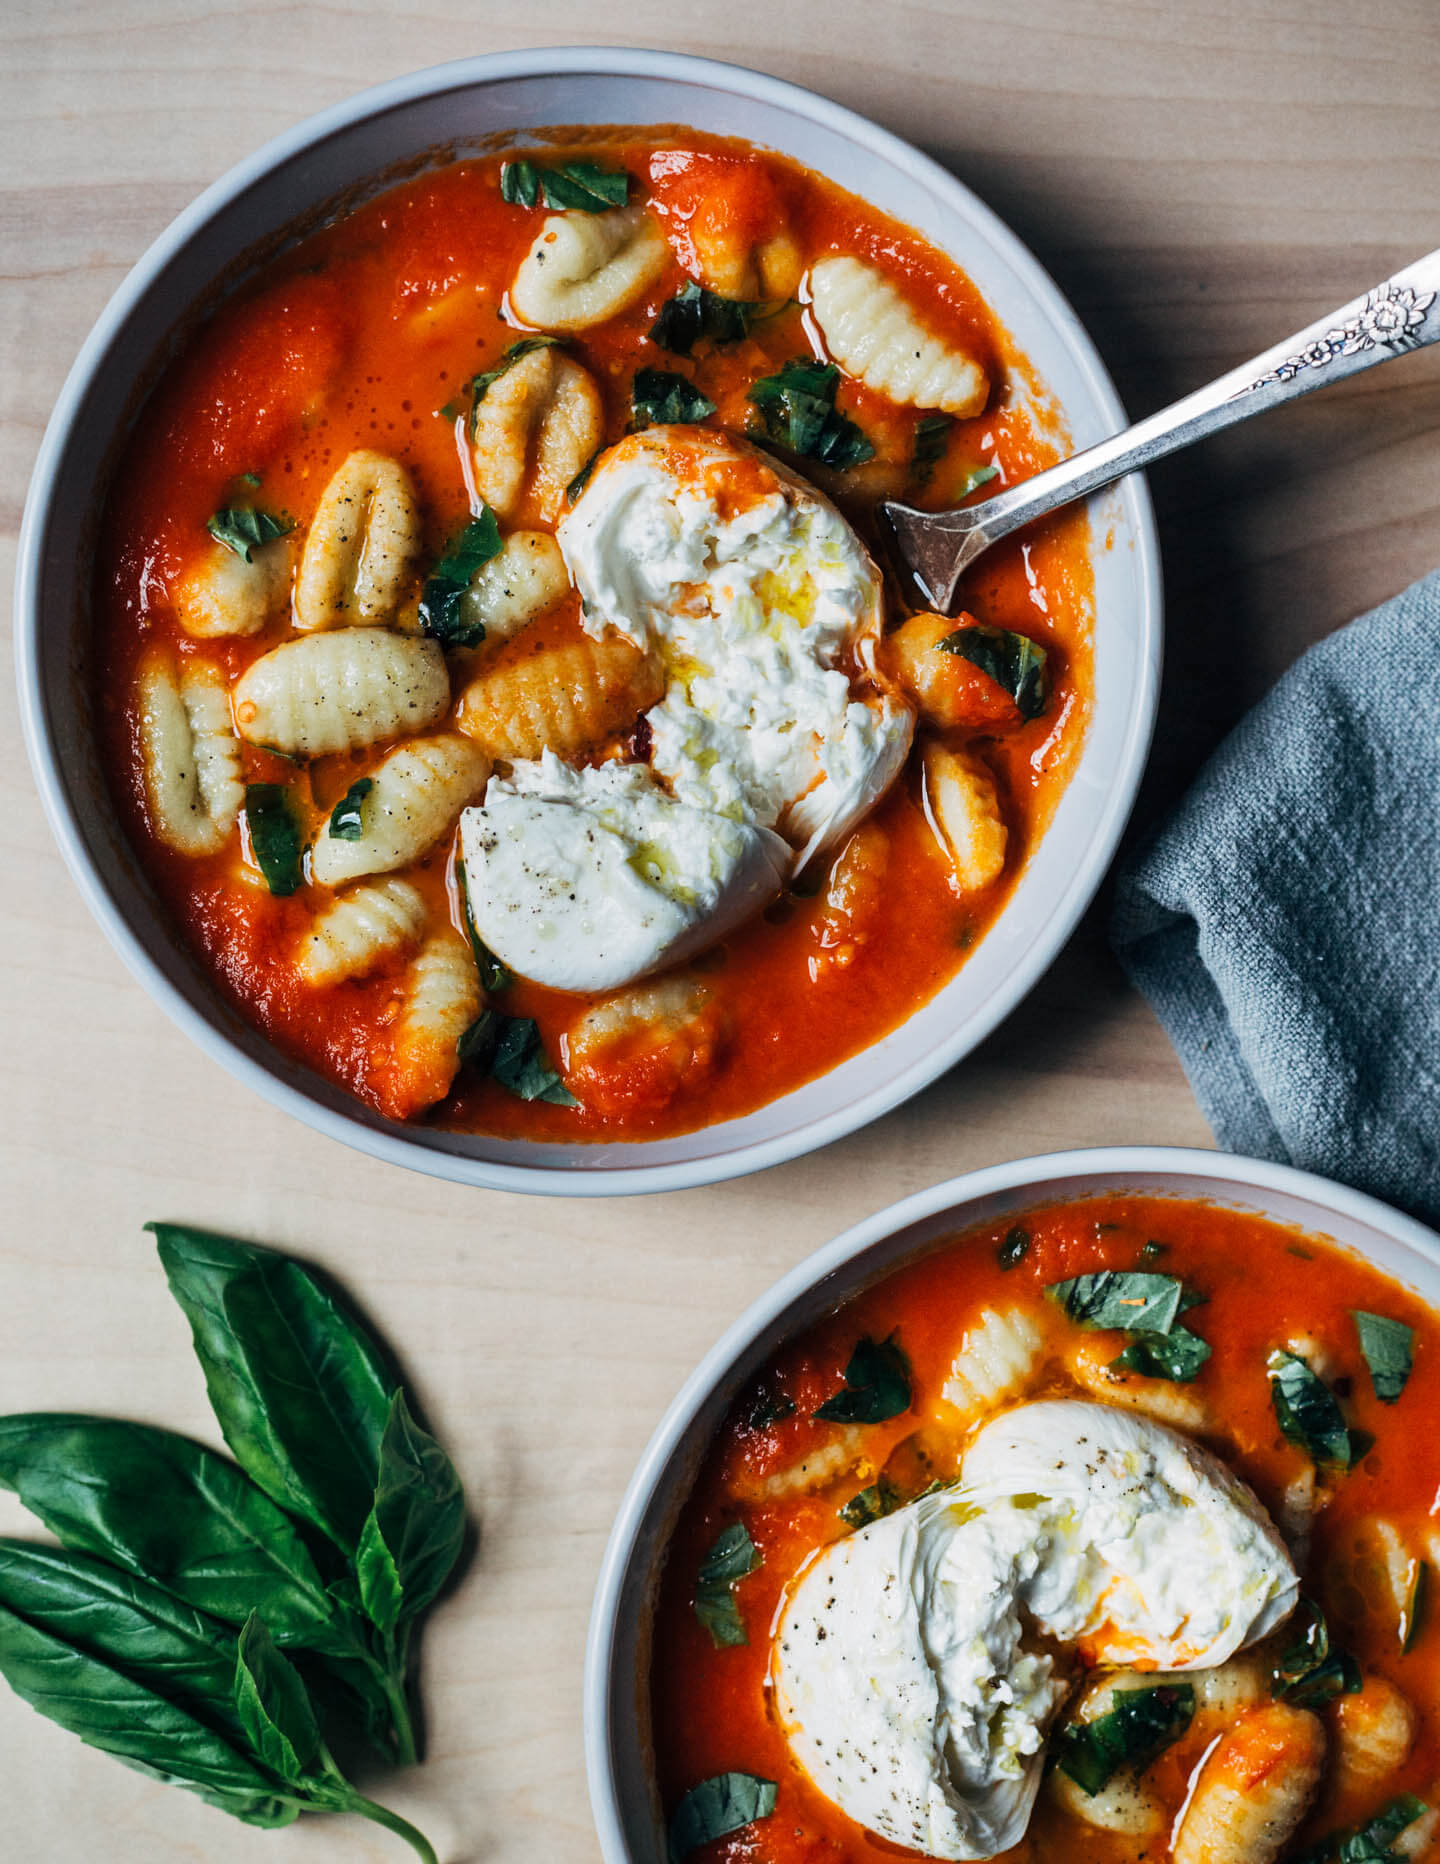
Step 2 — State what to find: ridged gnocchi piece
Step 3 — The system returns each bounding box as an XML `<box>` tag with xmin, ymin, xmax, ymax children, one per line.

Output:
<box><xmin>309</xmin><ymin>734</ymin><xmax>490</xmax><ymax>888</ymax></box>
<box><xmin>295</xmin><ymin>878</ymin><xmax>428</xmax><ymax>986</ymax></box>
<box><xmin>1333</xmin><ymin>1673</ymin><xmax>1417</xmax><ymax>1792</ymax></box>
<box><xmin>813</xmin><ymin>823</ymin><xmax>890</xmax><ymax>974</ymax></box>
<box><xmin>376</xmin><ymin>933</ymin><xmax>481</xmax><ymax>1122</ymax></box>
<box><xmin>232</xmin><ymin>630</ymin><xmax>449</xmax><ymax>756</ymax></box>
<box><xmin>293</xmin><ymin>450</ymin><xmax>420</xmax><ymax>632</ymax></box>
<box><xmin>730</xmin><ymin>1425</ymin><xmax>871</xmax><ymax>1506</ymax></box>
<box><xmin>174</xmin><ymin>535</ymin><xmax>292</xmax><ymax>638</ymax></box>
<box><xmin>692</xmin><ymin>222</ymin><xmax>803</xmax><ymax>301</ymax></box>
<box><xmin>1068</xmin><ymin>1336</ymin><xmax>1212</xmax><ymax>1432</ymax></box>
<box><xmin>1395</xmin><ymin>1802</ymin><xmax>1440</xmax><ymax>1860</ymax></box>
<box><xmin>1172</xmin><ymin>1702</ymin><xmax>1324</xmax><ymax>1864</ymax></box>
<box><xmin>1046</xmin><ymin>1758</ymin><xmax>1164</xmax><ymax>1836</ymax></box>
<box><xmin>920</xmin><ymin>738</ymin><xmax>1008</xmax><ymax>893</ymax></box>
<box><xmin>463</xmin><ymin>530</ymin><xmax>570</xmax><ymax>641</ymax></box>
<box><xmin>564</xmin><ymin>976</ymin><xmax>728</xmax><ymax>1120</ymax></box>
<box><xmin>810</xmin><ymin>256</ymin><xmax>990</xmax><ymax>418</ymax></box>
<box><xmin>470</xmin><ymin>347</ymin><xmax>604</xmax><ymax>523</ymax></box>
<box><xmin>1278</xmin><ymin>1464</ymin><xmax>1318</xmax><ymax>1567</ymax></box>
<box><xmin>1190</xmin><ymin>1654</ymin><xmax>1269</xmax><ymax>1719</ymax></box>
<box><xmin>941</xmin><ymin>1306</ymin><xmax>1046</xmax><ymax>1417</ymax></box>
<box><xmin>510</xmin><ymin>204</ymin><xmax>671</xmax><ymax>331</ymax></box>
<box><xmin>457</xmin><ymin>628</ymin><xmax>663</xmax><ymax>761</ymax></box>
<box><xmin>136</xmin><ymin>651</ymin><xmax>244</xmax><ymax>856</ymax></box>
<box><xmin>883</xmin><ymin>613</ymin><xmax>1024</xmax><ymax>730</ymax></box>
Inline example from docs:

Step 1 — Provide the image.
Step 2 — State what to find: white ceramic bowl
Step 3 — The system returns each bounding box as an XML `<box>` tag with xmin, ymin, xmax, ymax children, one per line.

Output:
<box><xmin>584</xmin><ymin>1145</ymin><xmax>1440</xmax><ymax>1860</ymax></box>
<box><xmin>15</xmin><ymin>48</ymin><xmax>1161</xmax><ymax>1196</ymax></box>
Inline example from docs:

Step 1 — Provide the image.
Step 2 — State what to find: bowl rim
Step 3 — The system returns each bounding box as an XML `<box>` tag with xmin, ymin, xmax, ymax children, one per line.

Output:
<box><xmin>582</xmin><ymin>1143</ymin><xmax>1440</xmax><ymax>1859</ymax></box>
<box><xmin>14</xmin><ymin>46</ymin><xmax>1162</xmax><ymax>1197</ymax></box>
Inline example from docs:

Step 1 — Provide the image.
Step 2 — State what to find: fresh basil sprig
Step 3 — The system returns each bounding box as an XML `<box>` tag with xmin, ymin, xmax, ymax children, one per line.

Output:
<box><xmin>747</xmin><ymin>358</ymin><xmax>875</xmax><ymax>470</ymax></box>
<box><xmin>500</xmin><ymin>158</ymin><xmax>629</xmax><ymax>212</ymax></box>
<box><xmin>207</xmin><ymin>506</ymin><xmax>293</xmax><ymax>563</ymax></box>
<box><xmin>632</xmin><ymin>367</ymin><xmax>716</xmax><ymax>426</ymax></box>
<box><xmin>668</xmin><ymin>1772</ymin><xmax>778</xmax><ymax>1863</ymax></box>
<box><xmin>417</xmin><ymin>507</ymin><xmax>503</xmax><ymax>649</ymax></box>
<box><xmin>813</xmin><ymin>1333</ymin><xmax>912</xmax><ymax>1425</ymax></box>
<box><xmin>244</xmin><ymin>784</ymin><xmax>304</xmax><ymax>896</ymax></box>
<box><xmin>1054</xmin><ymin>1683</ymin><xmax>1194</xmax><ymax>1794</ymax></box>
<box><xmin>1352</xmin><ymin>1310</ymin><xmax>1414</xmax><ymax>1404</ymax></box>
<box><xmin>355</xmin><ymin>1390</ymin><xmax>465</xmax><ymax>1638</ymax></box>
<box><xmin>650</xmin><ymin>281</ymin><xmax>755</xmax><ymax>355</ymax></box>
<box><xmin>692</xmin><ymin>1522</ymin><xmax>760</xmax><ymax>1649</ymax></box>
<box><xmin>937</xmin><ymin>623</ymin><xmax>1049</xmax><ymax>720</ymax></box>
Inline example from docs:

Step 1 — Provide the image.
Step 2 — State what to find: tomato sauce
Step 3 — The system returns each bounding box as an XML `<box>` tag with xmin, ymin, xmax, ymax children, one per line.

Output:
<box><xmin>92</xmin><ymin>132</ymin><xmax>1094</xmax><ymax>1140</ymax></box>
<box><xmin>651</xmin><ymin>1197</ymin><xmax>1440</xmax><ymax>1859</ymax></box>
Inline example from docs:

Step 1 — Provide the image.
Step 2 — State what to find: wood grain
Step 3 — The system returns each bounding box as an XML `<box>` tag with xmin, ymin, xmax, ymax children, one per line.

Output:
<box><xmin>2</xmin><ymin>2</ymin><xmax>1437</xmax><ymax>1859</ymax></box>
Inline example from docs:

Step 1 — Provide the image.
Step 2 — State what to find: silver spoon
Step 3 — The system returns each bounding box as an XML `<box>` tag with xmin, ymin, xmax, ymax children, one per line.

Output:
<box><xmin>882</xmin><ymin>250</ymin><xmax>1440</xmax><ymax>612</ymax></box>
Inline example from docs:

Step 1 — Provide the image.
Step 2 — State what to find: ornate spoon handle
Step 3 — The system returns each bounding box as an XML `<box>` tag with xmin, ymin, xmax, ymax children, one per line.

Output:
<box><xmin>883</xmin><ymin>251</ymin><xmax>1440</xmax><ymax>611</ymax></box>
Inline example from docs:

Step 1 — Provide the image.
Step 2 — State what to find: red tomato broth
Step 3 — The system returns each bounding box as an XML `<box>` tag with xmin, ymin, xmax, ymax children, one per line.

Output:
<box><xmin>92</xmin><ymin>132</ymin><xmax>1094</xmax><ymax>1140</ymax></box>
<box><xmin>650</xmin><ymin>1196</ymin><xmax>1440</xmax><ymax>1860</ymax></box>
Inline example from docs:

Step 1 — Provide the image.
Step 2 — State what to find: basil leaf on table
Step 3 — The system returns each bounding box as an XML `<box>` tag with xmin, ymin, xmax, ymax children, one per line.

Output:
<box><xmin>244</xmin><ymin>784</ymin><xmax>304</xmax><ymax>896</ymax></box>
<box><xmin>500</xmin><ymin>158</ymin><xmax>629</xmax><ymax>211</ymax></box>
<box><xmin>668</xmin><ymin>1771</ymin><xmax>778</xmax><ymax>1863</ymax></box>
<box><xmin>1045</xmin><ymin>1271</ymin><xmax>1199</xmax><ymax>1335</ymax></box>
<box><xmin>0</xmin><ymin>1413</ymin><xmax>339</xmax><ymax>1646</ymax></box>
<box><xmin>327</xmin><ymin>778</ymin><xmax>372</xmax><ymax>842</ymax></box>
<box><xmin>937</xmin><ymin>622</ymin><xmax>1049</xmax><ymax>721</ymax></box>
<box><xmin>356</xmin><ymin>1390</ymin><xmax>466</xmax><ymax>1637</ymax></box>
<box><xmin>747</xmin><ymin>358</ymin><xmax>875</xmax><ymax>470</ymax></box>
<box><xmin>1054</xmin><ymin>1683</ymin><xmax>1194</xmax><ymax>1795</ymax></box>
<box><xmin>234</xmin><ymin>1612</ymin><xmax>323</xmax><ymax>1783</ymax></box>
<box><xmin>1352</xmin><ymin>1310</ymin><xmax>1415</xmax><ymax>1403</ymax></box>
<box><xmin>631</xmin><ymin>367</ymin><xmax>716</xmax><ymax>426</ymax></box>
<box><xmin>650</xmin><ymin>281</ymin><xmax>755</xmax><ymax>355</ymax></box>
<box><xmin>813</xmin><ymin>1334</ymin><xmax>912</xmax><ymax>1424</ymax></box>
<box><xmin>151</xmin><ymin>1223</ymin><xmax>396</xmax><ymax>1552</ymax></box>
<box><xmin>416</xmin><ymin>507</ymin><xmax>503</xmax><ymax>649</ymax></box>
<box><xmin>692</xmin><ymin>1522</ymin><xmax>761</xmax><ymax>1649</ymax></box>
<box><xmin>1268</xmin><ymin>1349</ymin><xmax>1354</xmax><ymax>1467</ymax></box>
<box><xmin>0</xmin><ymin>1597</ymin><xmax>294</xmax><ymax>1822</ymax></box>
<box><xmin>207</xmin><ymin>506</ymin><xmax>292</xmax><ymax>563</ymax></box>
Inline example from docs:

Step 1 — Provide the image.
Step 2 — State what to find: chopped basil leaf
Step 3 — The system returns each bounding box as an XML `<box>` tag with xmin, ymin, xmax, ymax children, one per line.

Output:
<box><xmin>244</xmin><ymin>785</ymin><xmax>303</xmax><ymax>897</ymax></box>
<box><xmin>1054</xmin><ymin>1684</ymin><xmax>1194</xmax><ymax>1796</ymax></box>
<box><xmin>748</xmin><ymin>358</ymin><xmax>875</xmax><ymax>471</ymax></box>
<box><xmin>911</xmin><ymin>413</ymin><xmax>953</xmax><ymax>486</ymax></box>
<box><xmin>839</xmin><ymin>1478</ymin><xmax>898</xmax><ymax>1529</ymax></box>
<box><xmin>813</xmin><ymin>1334</ymin><xmax>912</xmax><ymax>1425</ymax></box>
<box><xmin>746</xmin><ymin>1391</ymin><xmax>796</xmax><ymax>1430</ymax></box>
<box><xmin>238</xmin><ymin>470</ymin><xmax>262</xmax><ymax>488</ymax></box>
<box><xmin>1300</xmin><ymin>1797</ymin><xmax>1433</xmax><ymax>1864</ymax></box>
<box><xmin>668</xmin><ymin>1772</ymin><xmax>777</xmax><ymax>1864</ymax></box>
<box><xmin>1271</xmin><ymin>1598</ymin><xmax>1363</xmax><ymax>1706</ymax></box>
<box><xmin>566</xmin><ymin>448</ymin><xmax>601</xmax><ymax>505</ymax></box>
<box><xmin>326</xmin><ymin>778</ymin><xmax>372</xmax><ymax>842</ymax></box>
<box><xmin>650</xmin><ymin>281</ymin><xmax>755</xmax><ymax>355</ymax></box>
<box><xmin>492</xmin><ymin>1015</ymin><xmax>577</xmax><ymax>1106</ymax></box>
<box><xmin>956</xmin><ymin>462</ymin><xmax>1000</xmax><ymax>499</ymax></box>
<box><xmin>1268</xmin><ymin>1349</ymin><xmax>1353</xmax><ymax>1466</ymax></box>
<box><xmin>937</xmin><ymin>622</ymin><xmax>1049</xmax><ymax>720</ymax></box>
<box><xmin>457</xmin><ymin>1010</ymin><xmax>499</xmax><ymax>1072</ymax></box>
<box><xmin>456</xmin><ymin>860</ymin><xmax>512</xmax><ymax>993</ymax></box>
<box><xmin>1352</xmin><ymin>1310</ymin><xmax>1414</xmax><ymax>1404</ymax></box>
<box><xmin>470</xmin><ymin>336</ymin><xmax>563</xmax><ymax>415</ymax></box>
<box><xmin>500</xmin><ymin>158</ymin><xmax>630</xmax><ymax>212</ymax></box>
<box><xmin>631</xmin><ymin>367</ymin><xmax>716</xmax><ymax>426</ymax></box>
<box><xmin>1112</xmin><ymin>1327</ymin><xmax>1212</xmax><ymax>1382</ymax></box>
<box><xmin>1046</xmin><ymin>1271</ymin><xmax>1200</xmax><ymax>1336</ymax></box>
<box><xmin>693</xmin><ymin>1522</ymin><xmax>760</xmax><ymax>1648</ymax></box>
<box><xmin>1140</xmin><ymin>1240</ymin><xmax>1169</xmax><ymax>1261</ymax></box>
<box><xmin>998</xmin><ymin>1226</ymin><xmax>1031</xmax><ymax>1270</ymax></box>
<box><xmin>416</xmin><ymin>507</ymin><xmax>503</xmax><ymax>649</ymax></box>
<box><xmin>207</xmin><ymin>506</ymin><xmax>293</xmax><ymax>563</ymax></box>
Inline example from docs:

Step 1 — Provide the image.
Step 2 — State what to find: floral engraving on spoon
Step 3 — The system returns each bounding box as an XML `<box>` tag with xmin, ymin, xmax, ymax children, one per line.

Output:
<box><xmin>1240</xmin><ymin>282</ymin><xmax>1436</xmax><ymax>393</ymax></box>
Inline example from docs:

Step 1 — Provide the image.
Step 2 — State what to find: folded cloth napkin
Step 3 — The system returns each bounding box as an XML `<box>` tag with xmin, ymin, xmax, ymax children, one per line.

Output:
<box><xmin>1111</xmin><ymin>568</ymin><xmax>1440</xmax><ymax>1227</ymax></box>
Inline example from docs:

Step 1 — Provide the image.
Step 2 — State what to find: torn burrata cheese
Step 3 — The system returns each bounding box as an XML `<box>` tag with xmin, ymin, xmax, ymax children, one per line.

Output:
<box><xmin>459</xmin><ymin>754</ymin><xmax>790</xmax><ymax>992</ymax></box>
<box><xmin>771</xmin><ymin>1401</ymin><xmax>1298</xmax><ymax>1861</ymax></box>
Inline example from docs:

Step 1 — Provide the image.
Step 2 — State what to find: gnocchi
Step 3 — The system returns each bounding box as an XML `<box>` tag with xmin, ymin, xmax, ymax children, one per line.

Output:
<box><xmin>884</xmin><ymin>612</ymin><xmax>1026</xmax><ymax>730</ymax></box>
<box><xmin>1171</xmin><ymin>1703</ymin><xmax>1324</xmax><ymax>1864</ymax></box>
<box><xmin>812</xmin><ymin>823</ymin><xmax>890</xmax><ymax>973</ymax></box>
<box><xmin>730</xmin><ymin>1426</ymin><xmax>871</xmax><ymax>1506</ymax></box>
<box><xmin>457</xmin><ymin>627</ymin><xmax>663</xmax><ymax>761</ymax></box>
<box><xmin>293</xmin><ymin>449</ymin><xmax>421</xmax><ymax>632</ymax></box>
<box><xmin>470</xmin><ymin>346</ymin><xmax>604</xmax><ymax>524</ymax></box>
<box><xmin>309</xmin><ymin>735</ymin><xmax>490</xmax><ymax>889</ymax></box>
<box><xmin>174</xmin><ymin>534</ymin><xmax>292</xmax><ymax>638</ymax></box>
<box><xmin>1067</xmin><ymin>1334</ymin><xmax>1212</xmax><ymax>1432</ymax></box>
<box><xmin>232</xmin><ymin>630</ymin><xmax>449</xmax><ymax>756</ymax></box>
<box><xmin>375</xmin><ymin>933</ymin><xmax>481</xmax><ymax>1122</ymax></box>
<box><xmin>810</xmin><ymin>255</ymin><xmax>990</xmax><ymax>417</ymax></box>
<box><xmin>457</xmin><ymin>529</ymin><xmax>570</xmax><ymax>641</ymax></box>
<box><xmin>564</xmin><ymin>977</ymin><xmax>727</xmax><ymax>1120</ymax></box>
<box><xmin>920</xmin><ymin>738</ymin><xmax>1008</xmax><ymax>892</ymax></box>
<box><xmin>295</xmin><ymin>878</ymin><xmax>428</xmax><ymax>986</ymax></box>
<box><xmin>1333</xmin><ymin>1673</ymin><xmax>1417</xmax><ymax>1792</ymax></box>
<box><xmin>136</xmin><ymin>651</ymin><xmax>244</xmax><ymax>856</ymax></box>
<box><xmin>510</xmin><ymin>204</ymin><xmax>670</xmax><ymax>332</ymax></box>
<box><xmin>940</xmin><ymin>1306</ymin><xmax>1046</xmax><ymax>1417</ymax></box>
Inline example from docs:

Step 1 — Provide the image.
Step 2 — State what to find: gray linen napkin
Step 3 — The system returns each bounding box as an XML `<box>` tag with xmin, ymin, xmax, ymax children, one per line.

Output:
<box><xmin>1111</xmin><ymin>568</ymin><xmax>1440</xmax><ymax>1225</ymax></box>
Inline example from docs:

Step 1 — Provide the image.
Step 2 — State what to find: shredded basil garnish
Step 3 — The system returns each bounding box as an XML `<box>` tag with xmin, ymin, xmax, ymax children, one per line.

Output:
<box><xmin>566</xmin><ymin>448</ymin><xmax>601</xmax><ymax>505</ymax></box>
<box><xmin>1272</xmin><ymin>1598</ymin><xmax>1363</xmax><ymax>1707</ymax></box>
<box><xmin>692</xmin><ymin>1523</ymin><xmax>760</xmax><ymax>1648</ymax></box>
<box><xmin>668</xmin><ymin>1773</ymin><xmax>777</xmax><ymax>1864</ymax></box>
<box><xmin>650</xmin><ymin>281</ymin><xmax>755</xmax><ymax>355</ymax></box>
<box><xmin>500</xmin><ymin>158</ymin><xmax>630</xmax><ymax>212</ymax></box>
<box><xmin>1268</xmin><ymin>1348</ymin><xmax>1355</xmax><ymax>1466</ymax></box>
<box><xmin>470</xmin><ymin>336</ymin><xmax>563</xmax><ymax>417</ymax></box>
<box><xmin>416</xmin><ymin>508</ymin><xmax>503</xmax><ymax>649</ymax></box>
<box><xmin>244</xmin><ymin>785</ymin><xmax>303</xmax><ymax>896</ymax></box>
<box><xmin>911</xmin><ymin>413</ymin><xmax>954</xmax><ymax>486</ymax></box>
<box><xmin>1054</xmin><ymin>1683</ymin><xmax>1194</xmax><ymax>1795</ymax></box>
<box><xmin>1112</xmin><ymin>1328</ymin><xmax>1212</xmax><ymax>1381</ymax></box>
<box><xmin>997</xmin><ymin>1226</ymin><xmax>1031</xmax><ymax>1270</ymax></box>
<box><xmin>1046</xmin><ymin>1271</ymin><xmax>1201</xmax><ymax>1335</ymax></box>
<box><xmin>326</xmin><ymin>778</ymin><xmax>372</xmax><ymax>842</ymax></box>
<box><xmin>207</xmin><ymin>506</ymin><xmax>293</xmax><ymax>563</ymax></box>
<box><xmin>813</xmin><ymin>1334</ymin><xmax>912</xmax><ymax>1425</ymax></box>
<box><xmin>839</xmin><ymin>1478</ymin><xmax>899</xmax><ymax>1529</ymax></box>
<box><xmin>456</xmin><ymin>861</ymin><xmax>511</xmax><ymax>994</ymax></box>
<box><xmin>1352</xmin><ymin>1310</ymin><xmax>1414</xmax><ymax>1404</ymax></box>
<box><xmin>459</xmin><ymin>1012</ymin><xmax>576</xmax><ymax>1106</ymax></box>
<box><xmin>955</xmin><ymin>462</ymin><xmax>1000</xmax><ymax>499</ymax></box>
<box><xmin>747</xmin><ymin>358</ymin><xmax>874</xmax><ymax>470</ymax></box>
<box><xmin>937</xmin><ymin>622</ymin><xmax>1049</xmax><ymax>720</ymax></box>
<box><xmin>631</xmin><ymin>368</ymin><xmax>716</xmax><ymax>426</ymax></box>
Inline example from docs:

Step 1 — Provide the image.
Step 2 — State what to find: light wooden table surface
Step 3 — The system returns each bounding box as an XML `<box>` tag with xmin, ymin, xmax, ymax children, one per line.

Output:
<box><xmin>3</xmin><ymin>3</ymin><xmax>1438</xmax><ymax>1859</ymax></box>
